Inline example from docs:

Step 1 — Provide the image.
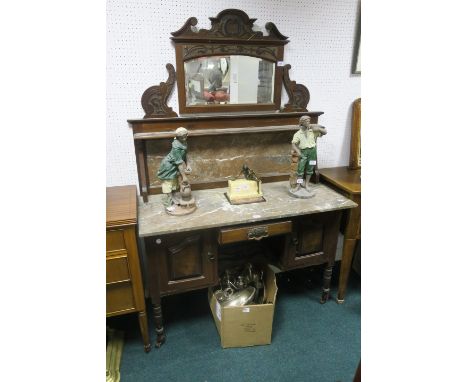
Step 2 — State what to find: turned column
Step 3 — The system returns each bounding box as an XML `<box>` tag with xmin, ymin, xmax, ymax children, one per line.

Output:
<box><xmin>320</xmin><ymin>265</ymin><xmax>333</xmax><ymax>303</ymax></box>
<box><xmin>138</xmin><ymin>311</ymin><xmax>152</xmax><ymax>353</ymax></box>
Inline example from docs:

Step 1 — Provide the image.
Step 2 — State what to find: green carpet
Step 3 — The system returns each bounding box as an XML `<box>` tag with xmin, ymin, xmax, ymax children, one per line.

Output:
<box><xmin>107</xmin><ymin>263</ymin><xmax>360</xmax><ymax>381</ymax></box>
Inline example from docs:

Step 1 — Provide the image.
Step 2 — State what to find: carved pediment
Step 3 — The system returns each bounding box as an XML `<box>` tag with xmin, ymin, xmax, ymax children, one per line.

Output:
<box><xmin>171</xmin><ymin>9</ymin><xmax>288</xmax><ymax>43</ymax></box>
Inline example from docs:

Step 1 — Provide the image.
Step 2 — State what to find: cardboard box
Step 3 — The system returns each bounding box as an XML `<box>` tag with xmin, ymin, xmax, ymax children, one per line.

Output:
<box><xmin>208</xmin><ymin>264</ymin><xmax>278</xmax><ymax>348</ymax></box>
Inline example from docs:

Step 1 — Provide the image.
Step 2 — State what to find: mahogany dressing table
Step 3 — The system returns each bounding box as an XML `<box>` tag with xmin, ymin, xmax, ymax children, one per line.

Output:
<box><xmin>127</xmin><ymin>9</ymin><xmax>357</xmax><ymax>347</ymax></box>
<box><xmin>138</xmin><ymin>182</ymin><xmax>356</xmax><ymax>346</ymax></box>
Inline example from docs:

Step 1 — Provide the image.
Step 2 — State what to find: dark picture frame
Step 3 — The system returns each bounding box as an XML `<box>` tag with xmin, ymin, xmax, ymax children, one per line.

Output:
<box><xmin>352</xmin><ymin>6</ymin><xmax>361</xmax><ymax>75</ymax></box>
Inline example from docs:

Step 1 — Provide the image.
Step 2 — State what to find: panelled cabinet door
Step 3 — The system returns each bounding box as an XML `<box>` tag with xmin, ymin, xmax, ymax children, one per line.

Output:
<box><xmin>149</xmin><ymin>230</ymin><xmax>217</xmax><ymax>294</ymax></box>
<box><xmin>281</xmin><ymin>211</ymin><xmax>341</xmax><ymax>270</ymax></box>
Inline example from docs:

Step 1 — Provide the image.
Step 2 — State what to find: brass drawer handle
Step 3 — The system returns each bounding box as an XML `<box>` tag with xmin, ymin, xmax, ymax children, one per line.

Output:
<box><xmin>247</xmin><ymin>226</ymin><xmax>269</xmax><ymax>241</ymax></box>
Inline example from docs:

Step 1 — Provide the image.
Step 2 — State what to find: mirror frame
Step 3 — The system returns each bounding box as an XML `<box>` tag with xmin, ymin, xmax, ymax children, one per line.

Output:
<box><xmin>171</xmin><ymin>9</ymin><xmax>289</xmax><ymax>114</ymax></box>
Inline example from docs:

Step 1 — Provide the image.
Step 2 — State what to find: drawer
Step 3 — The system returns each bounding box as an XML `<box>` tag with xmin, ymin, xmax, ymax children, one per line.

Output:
<box><xmin>106</xmin><ymin>282</ymin><xmax>135</xmax><ymax>315</ymax></box>
<box><xmin>106</xmin><ymin>255</ymin><xmax>130</xmax><ymax>284</ymax></box>
<box><xmin>218</xmin><ymin>221</ymin><xmax>292</xmax><ymax>245</ymax></box>
<box><xmin>286</xmin><ymin>251</ymin><xmax>328</xmax><ymax>269</ymax></box>
<box><xmin>106</xmin><ymin>229</ymin><xmax>126</xmax><ymax>252</ymax></box>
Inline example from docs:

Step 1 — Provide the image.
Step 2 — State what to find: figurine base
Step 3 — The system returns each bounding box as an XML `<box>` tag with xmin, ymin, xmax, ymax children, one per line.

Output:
<box><xmin>224</xmin><ymin>193</ymin><xmax>266</xmax><ymax>205</ymax></box>
<box><xmin>288</xmin><ymin>186</ymin><xmax>316</xmax><ymax>199</ymax></box>
<box><xmin>165</xmin><ymin>204</ymin><xmax>197</xmax><ymax>216</ymax></box>
<box><xmin>179</xmin><ymin>197</ymin><xmax>196</xmax><ymax>207</ymax></box>
<box><xmin>172</xmin><ymin>192</ymin><xmax>195</xmax><ymax>206</ymax></box>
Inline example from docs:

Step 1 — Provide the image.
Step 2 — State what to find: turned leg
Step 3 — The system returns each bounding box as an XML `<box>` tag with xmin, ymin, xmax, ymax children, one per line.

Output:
<box><xmin>138</xmin><ymin>311</ymin><xmax>151</xmax><ymax>353</ymax></box>
<box><xmin>337</xmin><ymin>238</ymin><xmax>358</xmax><ymax>303</ymax></box>
<box><xmin>320</xmin><ymin>265</ymin><xmax>333</xmax><ymax>304</ymax></box>
<box><xmin>152</xmin><ymin>301</ymin><xmax>166</xmax><ymax>348</ymax></box>
<box><xmin>145</xmin><ymin>238</ymin><xmax>166</xmax><ymax>348</ymax></box>
<box><xmin>337</xmin><ymin>194</ymin><xmax>360</xmax><ymax>304</ymax></box>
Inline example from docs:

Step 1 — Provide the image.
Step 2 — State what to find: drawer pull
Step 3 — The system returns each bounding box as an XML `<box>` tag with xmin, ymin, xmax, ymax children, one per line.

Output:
<box><xmin>247</xmin><ymin>226</ymin><xmax>269</xmax><ymax>241</ymax></box>
<box><xmin>207</xmin><ymin>251</ymin><xmax>215</xmax><ymax>262</ymax></box>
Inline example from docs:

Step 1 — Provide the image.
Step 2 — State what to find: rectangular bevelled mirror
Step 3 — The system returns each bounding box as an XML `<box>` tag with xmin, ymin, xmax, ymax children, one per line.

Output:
<box><xmin>184</xmin><ymin>55</ymin><xmax>276</xmax><ymax>106</ymax></box>
<box><xmin>171</xmin><ymin>9</ymin><xmax>289</xmax><ymax>114</ymax></box>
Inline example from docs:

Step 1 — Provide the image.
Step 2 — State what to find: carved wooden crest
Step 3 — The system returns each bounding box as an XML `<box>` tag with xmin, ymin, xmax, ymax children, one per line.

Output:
<box><xmin>141</xmin><ymin>63</ymin><xmax>178</xmax><ymax>118</ymax></box>
<box><xmin>182</xmin><ymin>44</ymin><xmax>279</xmax><ymax>62</ymax></box>
<box><xmin>282</xmin><ymin>64</ymin><xmax>310</xmax><ymax>112</ymax></box>
<box><xmin>171</xmin><ymin>9</ymin><xmax>288</xmax><ymax>43</ymax></box>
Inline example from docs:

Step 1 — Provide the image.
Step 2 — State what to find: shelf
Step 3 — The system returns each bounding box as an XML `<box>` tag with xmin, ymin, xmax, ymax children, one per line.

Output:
<box><xmin>133</xmin><ymin>125</ymin><xmax>298</xmax><ymax>140</ymax></box>
<box><xmin>128</xmin><ymin>111</ymin><xmax>323</xmax><ymax>124</ymax></box>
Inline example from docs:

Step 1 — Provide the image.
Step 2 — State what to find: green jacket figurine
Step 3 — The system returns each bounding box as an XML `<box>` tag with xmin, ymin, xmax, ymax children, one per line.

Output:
<box><xmin>157</xmin><ymin>127</ymin><xmax>192</xmax><ymax>212</ymax></box>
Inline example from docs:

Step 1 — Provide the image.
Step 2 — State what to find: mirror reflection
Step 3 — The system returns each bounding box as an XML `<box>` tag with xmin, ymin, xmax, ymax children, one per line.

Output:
<box><xmin>184</xmin><ymin>55</ymin><xmax>275</xmax><ymax>106</ymax></box>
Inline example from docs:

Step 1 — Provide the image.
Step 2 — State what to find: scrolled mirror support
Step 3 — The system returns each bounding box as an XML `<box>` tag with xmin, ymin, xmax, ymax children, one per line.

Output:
<box><xmin>141</xmin><ymin>63</ymin><xmax>178</xmax><ymax>118</ymax></box>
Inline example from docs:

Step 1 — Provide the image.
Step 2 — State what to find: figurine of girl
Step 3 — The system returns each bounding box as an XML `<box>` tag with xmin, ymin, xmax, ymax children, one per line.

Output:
<box><xmin>157</xmin><ymin>127</ymin><xmax>195</xmax><ymax>214</ymax></box>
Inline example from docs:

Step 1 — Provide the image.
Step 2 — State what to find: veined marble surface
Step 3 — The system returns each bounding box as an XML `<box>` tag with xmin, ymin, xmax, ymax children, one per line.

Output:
<box><xmin>138</xmin><ymin>181</ymin><xmax>357</xmax><ymax>237</ymax></box>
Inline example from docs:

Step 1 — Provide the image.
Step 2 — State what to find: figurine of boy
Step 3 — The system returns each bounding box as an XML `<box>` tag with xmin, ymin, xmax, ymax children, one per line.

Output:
<box><xmin>157</xmin><ymin>127</ymin><xmax>192</xmax><ymax>213</ymax></box>
<box><xmin>291</xmin><ymin>116</ymin><xmax>327</xmax><ymax>192</ymax></box>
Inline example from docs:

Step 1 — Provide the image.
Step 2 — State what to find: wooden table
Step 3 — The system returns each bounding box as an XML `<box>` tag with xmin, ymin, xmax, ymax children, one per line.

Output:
<box><xmin>106</xmin><ymin>186</ymin><xmax>151</xmax><ymax>352</ymax></box>
<box><xmin>139</xmin><ymin>181</ymin><xmax>357</xmax><ymax>347</ymax></box>
<box><xmin>320</xmin><ymin>167</ymin><xmax>361</xmax><ymax>303</ymax></box>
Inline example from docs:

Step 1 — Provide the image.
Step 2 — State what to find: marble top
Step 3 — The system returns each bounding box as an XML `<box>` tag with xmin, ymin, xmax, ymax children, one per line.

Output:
<box><xmin>138</xmin><ymin>181</ymin><xmax>357</xmax><ymax>237</ymax></box>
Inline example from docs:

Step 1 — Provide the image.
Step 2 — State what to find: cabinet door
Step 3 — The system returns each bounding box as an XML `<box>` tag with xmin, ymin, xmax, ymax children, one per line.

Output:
<box><xmin>280</xmin><ymin>211</ymin><xmax>341</xmax><ymax>270</ymax></box>
<box><xmin>147</xmin><ymin>230</ymin><xmax>217</xmax><ymax>295</ymax></box>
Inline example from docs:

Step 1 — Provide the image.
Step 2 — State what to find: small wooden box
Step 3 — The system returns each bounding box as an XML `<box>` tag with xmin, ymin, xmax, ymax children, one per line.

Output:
<box><xmin>226</xmin><ymin>179</ymin><xmax>264</xmax><ymax>204</ymax></box>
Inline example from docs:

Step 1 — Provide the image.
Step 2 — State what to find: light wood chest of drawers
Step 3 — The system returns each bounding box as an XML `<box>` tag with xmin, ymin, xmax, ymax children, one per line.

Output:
<box><xmin>106</xmin><ymin>185</ymin><xmax>151</xmax><ymax>352</ymax></box>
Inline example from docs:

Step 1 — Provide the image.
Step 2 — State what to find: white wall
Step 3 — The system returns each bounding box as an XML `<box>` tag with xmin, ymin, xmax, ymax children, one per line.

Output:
<box><xmin>106</xmin><ymin>0</ymin><xmax>361</xmax><ymax>187</ymax></box>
